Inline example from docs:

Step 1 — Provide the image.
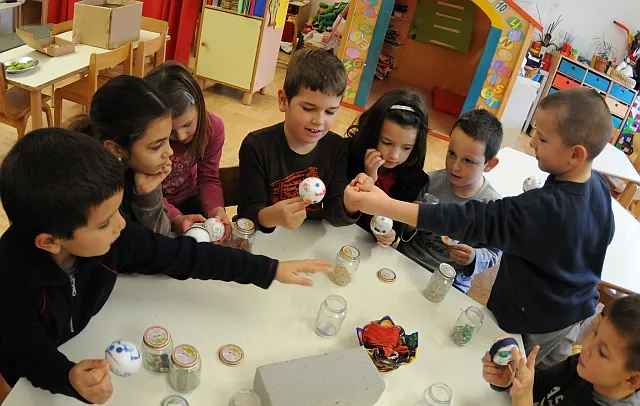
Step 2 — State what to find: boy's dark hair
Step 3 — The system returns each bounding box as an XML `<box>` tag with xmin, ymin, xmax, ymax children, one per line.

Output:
<box><xmin>145</xmin><ymin>61</ymin><xmax>211</xmax><ymax>159</ymax></box>
<box><xmin>283</xmin><ymin>49</ymin><xmax>347</xmax><ymax>100</ymax></box>
<box><xmin>607</xmin><ymin>294</ymin><xmax>640</xmax><ymax>372</ymax></box>
<box><xmin>347</xmin><ymin>88</ymin><xmax>429</xmax><ymax>172</ymax></box>
<box><xmin>452</xmin><ymin>109</ymin><xmax>503</xmax><ymax>162</ymax></box>
<box><xmin>69</xmin><ymin>75</ymin><xmax>169</xmax><ymax>149</ymax></box>
<box><xmin>538</xmin><ymin>87</ymin><xmax>612</xmax><ymax>160</ymax></box>
<box><xmin>0</xmin><ymin>128</ymin><xmax>124</xmax><ymax>239</ymax></box>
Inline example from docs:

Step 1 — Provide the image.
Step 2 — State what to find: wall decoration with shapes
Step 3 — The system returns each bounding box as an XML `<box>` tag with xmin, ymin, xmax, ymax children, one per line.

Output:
<box><xmin>338</xmin><ymin>0</ymin><xmax>383</xmax><ymax>104</ymax></box>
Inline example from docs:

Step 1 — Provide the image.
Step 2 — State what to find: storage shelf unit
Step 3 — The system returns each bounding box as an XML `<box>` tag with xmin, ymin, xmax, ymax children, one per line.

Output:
<box><xmin>195</xmin><ymin>2</ymin><xmax>284</xmax><ymax>105</ymax></box>
<box><xmin>535</xmin><ymin>52</ymin><xmax>639</xmax><ymax>140</ymax></box>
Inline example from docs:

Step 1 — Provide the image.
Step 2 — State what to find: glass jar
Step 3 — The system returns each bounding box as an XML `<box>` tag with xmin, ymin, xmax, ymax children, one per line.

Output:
<box><xmin>230</xmin><ymin>218</ymin><xmax>256</xmax><ymax>253</ymax></box>
<box><xmin>329</xmin><ymin>245</ymin><xmax>360</xmax><ymax>286</ymax></box>
<box><xmin>315</xmin><ymin>295</ymin><xmax>347</xmax><ymax>338</ymax></box>
<box><xmin>420</xmin><ymin>193</ymin><xmax>440</xmax><ymax>205</ymax></box>
<box><xmin>141</xmin><ymin>326</ymin><xmax>172</xmax><ymax>374</ymax></box>
<box><xmin>451</xmin><ymin>306</ymin><xmax>484</xmax><ymax>346</ymax></box>
<box><xmin>424</xmin><ymin>263</ymin><xmax>456</xmax><ymax>302</ymax></box>
<box><xmin>418</xmin><ymin>382</ymin><xmax>452</xmax><ymax>406</ymax></box>
<box><xmin>231</xmin><ymin>389</ymin><xmax>262</xmax><ymax>406</ymax></box>
<box><xmin>169</xmin><ymin>344</ymin><xmax>201</xmax><ymax>393</ymax></box>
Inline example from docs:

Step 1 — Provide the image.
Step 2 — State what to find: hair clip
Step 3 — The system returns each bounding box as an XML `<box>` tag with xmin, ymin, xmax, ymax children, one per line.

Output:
<box><xmin>183</xmin><ymin>92</ymin><xmax>196</xmax><ymax>105</ymax></box>
<box><xmin>390</xmin><ymin>105</ymin><xmax>415</xmax><ymax>113</ymax></box>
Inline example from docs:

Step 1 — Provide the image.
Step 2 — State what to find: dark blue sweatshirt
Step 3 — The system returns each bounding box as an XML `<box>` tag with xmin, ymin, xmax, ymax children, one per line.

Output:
<box><xmin>0</xmin><ymin>221</ymin><xmax>277</xmax><ymax>402</ymax></box>
<box><xmin>416</xmin><ymin>172</ymin><xmax>614</xmax><ymax>334</ymax></box>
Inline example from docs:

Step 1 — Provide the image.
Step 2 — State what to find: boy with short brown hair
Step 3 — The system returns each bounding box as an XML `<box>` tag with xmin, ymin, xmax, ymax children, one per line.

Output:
<box><xmin>238</xmin><ymin>48</ymin><xmax>359</xmax><ymax>232</ymax></box>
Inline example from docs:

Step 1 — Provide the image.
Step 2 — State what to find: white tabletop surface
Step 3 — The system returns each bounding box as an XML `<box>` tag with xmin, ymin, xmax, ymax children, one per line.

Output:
<box><xmin>0</xmin><ymin>30</ymin><xmax>159</xmax><ymax>91</ymax></box>
<box><xmin>0</xmin><ymin>0</ymin><xmax>24</xmax><ymax>10</ymax></box>
<box><xmin>594</xmin><ymin>143</ymin><xmax>640</xmax><ymax>184</ymax></box>
<box><xmin>485</xmin><ymin>147</ymin><xmax>640</xmax><ymax>293</ymax></box>
<box><xmin>5</xmin><ymin>222</ymin><xmax>520</xmax><ymax>405</ymax></box>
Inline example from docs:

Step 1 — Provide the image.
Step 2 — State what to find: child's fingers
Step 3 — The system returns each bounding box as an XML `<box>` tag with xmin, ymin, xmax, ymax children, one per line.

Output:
<box><xmin>482</xmin><ymin>364</ymin><xmax>504</xmax><ymax>376</ymax></box>
<box><xmin>527</xmin><ymin>345</ymin><xmax>540</xmax><ymax>369</ymax></box>
<box><xmin>510</xmin><ymin>346</ymin><xmax>523</xmax><ymax>366</ymax></box>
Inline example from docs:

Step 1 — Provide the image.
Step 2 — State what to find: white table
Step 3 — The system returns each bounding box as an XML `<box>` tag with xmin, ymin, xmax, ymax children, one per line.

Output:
<box><xmin>595</xmin><ymin>143</ymin><xmax>640</xmax><ymax>185</ymax></box>
<box><xmin>5</xmin><ymin>222</ymin><xmax>520</xmax><ymax>405</ymax></box>
<box><xmin>486</xmin><ymin>147</ymin><xmax>640</xmax><ymax>293</ymax></box>
<box><xmin>0</xmin><ymin>30</ymin><xmax>159</xmax><ymax>129</ymax></box>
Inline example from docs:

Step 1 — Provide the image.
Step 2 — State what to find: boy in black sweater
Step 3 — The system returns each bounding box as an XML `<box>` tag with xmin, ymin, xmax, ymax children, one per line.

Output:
<box><xmin>344</xmin><ymin>87</ymin><xmax>615</xmax><ymax>369</ymax></box>
<box><xmin>238</xmin><ymin>48</ymin><xmax>360</xmax><ymax>233</ymax></box>
<box><xmin>0</xmin><ymin>129</ymin><xmax>331</xmax><ymax>404</ymax></box>
<box><xmin>483</xmin><ymin>295</ymin><xmax>640</xmax><ymax>406</ymax></box>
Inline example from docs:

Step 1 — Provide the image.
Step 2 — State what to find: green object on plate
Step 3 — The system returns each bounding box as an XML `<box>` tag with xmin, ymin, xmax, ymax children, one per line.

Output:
<box><xmin>6</xmin><ymin>60</ymin><xmax>36</xmax><ymax>71</ymax></box>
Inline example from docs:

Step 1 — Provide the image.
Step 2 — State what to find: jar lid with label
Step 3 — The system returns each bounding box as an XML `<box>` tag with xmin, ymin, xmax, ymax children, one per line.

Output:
<box><xmin>439</xmin><ymin>263</ymin><xmax>456</xmax><ymax>279</ymax></box>
<box><xmin>172</xmin><ymin>344</ymin><xmax>200</xmax><ymax>369</ymax></box>
<box><xmin>219</xmin><ymin>344</ymin><xmax>244</xmax><ymax>366</ymax></box>
<box><xmin>339</xmin><ymin>245</ymin><xmax>360</xmax><ymax>261</ymax></box>
<box><xmin>143</xmin><ymin>326</ymin><xmax>171</xmax><ymax>350</ymax></box>
<box><xmin>234</xmin><ymin>218</ymin><xmax>255</xmax><ymax>234</ymax></box>
<box><xmin>162</xmin><ymin>395</ymin><xmax>189</xmax><ymax>406</ymax></box>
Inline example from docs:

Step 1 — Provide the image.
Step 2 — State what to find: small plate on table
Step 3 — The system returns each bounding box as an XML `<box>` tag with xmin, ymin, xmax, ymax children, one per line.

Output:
<box><xmin>3</xmin><ymin>57</ymin><xmax>39</xmax><ymax>74</ymax></box>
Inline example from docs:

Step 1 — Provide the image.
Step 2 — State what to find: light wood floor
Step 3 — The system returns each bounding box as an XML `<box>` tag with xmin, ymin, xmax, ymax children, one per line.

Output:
<box><xmin>0</xmin><ymin>64</ymin><xmax>537</xmax><ymax>305</ymax></box>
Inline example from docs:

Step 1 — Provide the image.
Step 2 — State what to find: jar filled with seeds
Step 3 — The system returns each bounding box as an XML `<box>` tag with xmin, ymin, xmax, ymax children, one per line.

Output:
<box><xmin>230</xmin><ymin>218</ymin><xmax>256</xmax><ymax>253</ymax></box>
<box><xmin>423</xmin><ymin>263</ymin><xmax>456</xmax><ymax>302</ymax></box>
<box><xmin>169</xmin><ymin>344</ymin><xmax>201</xmax><ymax>393</ymax></box>
<box><xmin>141</xmin><ymin>326</ymin><xmax>172</xmax><ymax>374</ymax></box>
<box><xmin>451</xmin><ymin>306</ymin><xmax>484</xmax><ymax>346</ymax></box>
<box><xmin>329</xmin><ymin>245</ymin><xmax>360</xmax><ymax>286</ymax></box>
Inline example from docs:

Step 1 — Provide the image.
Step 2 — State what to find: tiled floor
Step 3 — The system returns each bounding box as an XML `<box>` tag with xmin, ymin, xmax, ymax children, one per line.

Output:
<box><xmin>0</xmin><ymin>63</ymin><xmax>537</xmax><ymax>305</ymax></box>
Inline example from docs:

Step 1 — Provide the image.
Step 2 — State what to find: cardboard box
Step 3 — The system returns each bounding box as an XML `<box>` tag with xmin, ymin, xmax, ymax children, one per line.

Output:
<box><xmin>72</xmin><ymin>0</ymin><xmax>143</xmax><ymax>50</ymax></box>
<box><xmin>16</xmin><ymin>29</ymin><xmax>76</xmax><ymax>57</ymax></box>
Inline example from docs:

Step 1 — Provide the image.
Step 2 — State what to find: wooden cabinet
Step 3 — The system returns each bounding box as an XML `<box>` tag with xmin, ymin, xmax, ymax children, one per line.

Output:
<box><xmin>534</xmin><ymin>53</ymin><xmax>639</xmax><ymax>141</ymax></box>
<box><xmin>195</xmin><ymin>4</ymin><xmax>285</xmax><ymax>105</ymax></box>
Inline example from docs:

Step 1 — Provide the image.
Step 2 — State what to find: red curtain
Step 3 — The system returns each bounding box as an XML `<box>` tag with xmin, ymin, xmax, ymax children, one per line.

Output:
<box><xmin>47</xmin><ymin>0</ymin><xmax>204</xmax><ymax>66</ymax></box>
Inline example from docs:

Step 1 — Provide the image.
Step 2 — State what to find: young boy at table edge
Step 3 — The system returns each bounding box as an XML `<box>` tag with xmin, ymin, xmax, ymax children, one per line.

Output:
<box><xmin>345</xmin><ymin>87</ymin><xmax>615</xmax><ymax>370</ymax></box>
<box><xmin>237</xmin><ymin>48</ymin><xmax>360</xmax><ymax>233</ymax></box>
<box><xmin>0</xmin><ymin>129</ymin><xmax>331</xmax><ymax>404</ymax></box>
<box><xmin>483</xmin><ymin>295</ymin><xmax>640</xmax><ymax>406</ymax></box>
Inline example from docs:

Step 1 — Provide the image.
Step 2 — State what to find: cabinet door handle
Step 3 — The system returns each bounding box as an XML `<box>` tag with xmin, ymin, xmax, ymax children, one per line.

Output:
<box><xmin>201</xmin><ymin>41</ymin><xmax>208</xmax><ymax>47</ymax></box>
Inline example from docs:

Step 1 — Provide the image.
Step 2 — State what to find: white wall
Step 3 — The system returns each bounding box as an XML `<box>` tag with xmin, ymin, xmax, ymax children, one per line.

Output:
<box><xmin>513</xmin><ymin>0</ymin><xmax>640</xmax><ymax>61</ymax></box>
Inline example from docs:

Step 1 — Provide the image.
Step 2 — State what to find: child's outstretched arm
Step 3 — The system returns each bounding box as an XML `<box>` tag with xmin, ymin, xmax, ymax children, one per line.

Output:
<box><xmin>510</xmin><ymin>346</ymin><xmax>538</xmax><ymax>406</ymax></box>
<box><xmin>115</xmin><ymin>221</ymin><xmax>331</xmax><ymax>287</ymax></box>
<box><xmin>346</xmin><ymin>174</ymin><xmax>528</xmax><ymax>252</ymax></box>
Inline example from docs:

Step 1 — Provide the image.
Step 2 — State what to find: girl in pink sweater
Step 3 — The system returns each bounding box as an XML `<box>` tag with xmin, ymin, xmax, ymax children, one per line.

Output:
<box><xmin>145</xmin><ymin>62</ymin><xmax>230</xmax><ymax>240</ymax></box>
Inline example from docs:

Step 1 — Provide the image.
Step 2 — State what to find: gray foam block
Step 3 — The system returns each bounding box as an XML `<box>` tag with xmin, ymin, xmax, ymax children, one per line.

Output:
<box><xmin>253</xmin><ymin>347</ymin><xmax>386</xmax><ymax>406</ymax></box>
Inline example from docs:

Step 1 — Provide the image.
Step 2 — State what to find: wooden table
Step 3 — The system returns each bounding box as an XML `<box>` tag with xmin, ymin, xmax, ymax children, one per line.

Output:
<box><xmin>4</xmin><ymin>222</ymin><xmax>521</xmax><ymax>405</ymax></box>
<box><xmin>0</xmin><ymin>30</ymin><xmax>158</xmax><ymax>130</ymax></box>
<box><xmin>485</xmin><ymin>147</ymin><xmax>640</xmax><ymax>293</ymax></box>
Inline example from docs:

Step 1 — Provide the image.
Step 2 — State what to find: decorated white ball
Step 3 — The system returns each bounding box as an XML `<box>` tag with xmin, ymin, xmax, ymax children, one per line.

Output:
<box><xmin>522</xmin><ymin>176</ymin><xmax>542</xmax><ymax>192</ymax></box>
<box><xmin>184</xmin><ymin>225</ymin><xmax>211</xmax><ymax>243</ymax></box>
<box><xmin>105</xmin><ymin>339</ymin><xmax>142</xmax><ymax>377</ymax></box>
<box><xmin>299</xmin><ymin>177</ymin><xmax>326</xmax><ymax>204</ymax></box>
<box><xmin>370</xmin><ymin>216</ymin><xmax>393</xmax><ymax>235</ymax></box>
<box><xmin>203</xmin><ymin>218</ymin><xmax>225</xmax><ymax>242</ymax></box>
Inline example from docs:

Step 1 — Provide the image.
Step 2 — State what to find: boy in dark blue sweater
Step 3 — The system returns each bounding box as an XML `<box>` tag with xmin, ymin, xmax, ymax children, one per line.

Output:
<box><xmin>0</xmin><ymin>129</ymin><xmax>330</xmax><ymax>404</ymax></box>
<box><xmin>344</xmin><ymin>87</ymin><xmax>615</xmax><ymax>370</ymax></box>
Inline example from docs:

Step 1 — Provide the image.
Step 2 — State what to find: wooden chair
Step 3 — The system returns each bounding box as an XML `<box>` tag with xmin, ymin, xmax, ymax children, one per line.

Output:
<box><xmin>220</xmin><ymin>166</ymin><xmax>240</xmax><ymax>207</ymax></box>
<box><xmin>142</xmin><ymin>16</ymin><xmax>169</xmax><ymax>34</ymax></box>
<box><xmin>54</xmin><ymin>43</ymin><xmax>133</xmax><ymax>127</ymax></box>
<box><xmin>134</xmin><ymin>30</ymin><xmax>166</xmax><ymax>77</ymax></box>
<box><xmin>0</xmin><ymin>65</ymin><xmax>52</xmax><ymax>138</ymax></box>
<box><xmin>618</xmin><ymin>183</ymin><xmax>639</xmax><ymax>210</ymax></box>
<box><xmin>51</xmin><ymin>20</ymin><xmax>73</xmax><ymax>35</ymax></box>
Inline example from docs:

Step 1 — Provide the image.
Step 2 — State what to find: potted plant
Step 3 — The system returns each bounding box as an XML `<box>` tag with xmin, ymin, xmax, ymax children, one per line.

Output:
<box><xmin>593</xmin><ymin>36</ymin><xmax>616</xmax><ymax>73</ymax></box>
<box><xmin>560</xmin><ymin>31</ymin><xmax>576</xmax><ymax>56</ymax></box>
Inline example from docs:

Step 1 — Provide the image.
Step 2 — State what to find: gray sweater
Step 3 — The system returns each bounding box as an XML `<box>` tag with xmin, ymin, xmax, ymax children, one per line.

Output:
<box><xmin>398</xmin><ymin>169</ymin><xmax>501</xmax><ymax>293</ymax></box>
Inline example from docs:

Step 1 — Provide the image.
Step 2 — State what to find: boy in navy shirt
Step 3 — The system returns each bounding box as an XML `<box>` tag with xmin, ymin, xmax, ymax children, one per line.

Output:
<box><xmin>344</xmin><ymin>87</ymin><xmax>615</xmax><ymax>369</ymax></box>
<box><xmin>0</xmin><ymin>129</ymin><xmax>330</xmax><ymax>403</ymax></box>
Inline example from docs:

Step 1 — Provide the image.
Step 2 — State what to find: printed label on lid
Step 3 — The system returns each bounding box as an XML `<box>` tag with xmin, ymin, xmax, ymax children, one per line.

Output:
<box><xmin>173</xmin><ymin>345</ymin><xmax>197</xmax><ymax>365</ymax></box>
<box><xmin>341</xmin><ymin>245</ymin><xmax>360</xmax><ymax>259</ymax></box>
<box><xmin>145</xmin><ymin>326</ymin><xmax>169</xmax><ymax>346</ymax></box>
<box><xmin>236</xmin><ymin>218</ymin><xmax>255</xmax><ymax>232</ymax></box>
<box><xmin>162</xmin><ymin>395</ymin><xmax>189</xmax><ymax>406</ymax></box>
<box><xmin>378</xmin><ymin>268</ymin><xmax>396</xmax><ymax>280</ymax></box>
<box><xmin>220</xmin><ymin>345</ymin><xmax>243</xmax><ymax>363</ymax></box>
